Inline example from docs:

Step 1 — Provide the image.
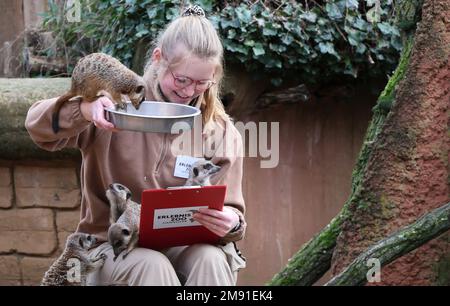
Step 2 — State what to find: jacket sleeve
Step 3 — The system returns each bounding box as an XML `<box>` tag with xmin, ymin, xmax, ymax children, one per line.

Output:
<box><xmin>210</xmin><ymin>119</ymin><xmax>247</xmax><ymax>244</ymax></box>
<box><xmin>25</xmin><ymin>97</ymin><xmax>94</xmax><ymax>151</ymax></box>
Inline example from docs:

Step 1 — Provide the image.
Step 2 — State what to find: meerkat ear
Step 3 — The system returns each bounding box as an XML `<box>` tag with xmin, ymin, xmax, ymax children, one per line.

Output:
<box><xmin>126</xmin><ymin>192</ymin><xmax>131</xmax><ymax>200</ymax></box>
<box><xmin>78</xmin><ymin>237</ymin><xmax>84</xmax><ymax>248</ymax></box>
<box><xmin>122</xmin><ymin>229</ymin><xmax>130</xmax><ymax>236</ymax></box>
<box><xmin>193</xmin><ymin>167</ymin><xmax>199</xmax><ymax>177</ymax></box>
<box><xmin>136</xmin><ymin>85</ymin><xmax>144</xmax><ymax>93</ymax></box>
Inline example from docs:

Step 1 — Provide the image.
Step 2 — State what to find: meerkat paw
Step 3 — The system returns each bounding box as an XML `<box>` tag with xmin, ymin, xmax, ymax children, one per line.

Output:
<box><xmin>91</xmin><ymin>253</ymin><xmax>107</xmax><ymax>263</ymax></box>
<box><xmin>98</xmin><ymin>253</ymin><xmax>108</xmax><ymax>261</ymax></box>
<box><xmin>115</xmin><ymin>103</ymin><xmax>127</xmax><ymax>111</ymax></box>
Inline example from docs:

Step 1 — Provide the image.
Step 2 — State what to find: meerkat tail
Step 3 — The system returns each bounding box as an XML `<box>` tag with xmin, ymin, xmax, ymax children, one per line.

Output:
<box><xmin>52</xmin><ymin>92</ymin><xmax>76</xmax><ymax>134</ymax></box>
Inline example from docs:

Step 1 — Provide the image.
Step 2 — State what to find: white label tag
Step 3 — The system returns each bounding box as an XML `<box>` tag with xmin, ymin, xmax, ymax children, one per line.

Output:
<box><xmin>174</xmin><ymin>155</ymin><xmax>201</xmax><ymax>179</ymax></box>
<box><xmin>153</xmin><ymin>206</ymin><xmax>207</xmax><ymax>229</ymax></box>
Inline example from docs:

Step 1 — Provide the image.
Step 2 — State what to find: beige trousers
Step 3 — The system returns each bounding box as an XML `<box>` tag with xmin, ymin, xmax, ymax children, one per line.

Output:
<box><xmin>86</xmin><ymin>242</ymin><xmax>245</xmax><ymax>286</ymax></box>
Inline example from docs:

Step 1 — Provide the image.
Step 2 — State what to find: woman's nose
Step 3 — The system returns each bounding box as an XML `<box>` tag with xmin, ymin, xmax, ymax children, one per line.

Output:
<box><xmin>182</xmin><ymin>83</ymin><xmax>196</xmax><ymax>96</ymax></box>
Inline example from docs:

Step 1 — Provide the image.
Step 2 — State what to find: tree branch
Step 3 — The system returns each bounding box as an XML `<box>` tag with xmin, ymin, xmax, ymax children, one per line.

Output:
<box><xmin>268</xmin><ymin>214</ymin><xmax>343</xmax><ymax>285</ymax></box>
<box><xmin>325</xmin><ymin>202</ymin><xmax>450</xmax><ymax>286</ymax></box>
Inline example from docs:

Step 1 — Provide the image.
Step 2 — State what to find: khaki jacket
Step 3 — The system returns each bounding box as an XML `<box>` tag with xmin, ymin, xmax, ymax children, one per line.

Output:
<box><xmin>25</xmin><ymin>86</ymin><xmax>246</xmax><ymax>245</ymax></box>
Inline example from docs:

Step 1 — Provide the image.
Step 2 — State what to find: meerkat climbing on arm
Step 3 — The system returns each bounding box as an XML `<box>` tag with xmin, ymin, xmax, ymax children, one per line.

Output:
<box><xmin>41</xmin><ymin>232</ymin><xmax>106</xmax><ymax>286</ymax></box>
<box><xmin>51</xmin><ymin>52</ymin><xmax>146</xmax><ymax>133</ymax></box>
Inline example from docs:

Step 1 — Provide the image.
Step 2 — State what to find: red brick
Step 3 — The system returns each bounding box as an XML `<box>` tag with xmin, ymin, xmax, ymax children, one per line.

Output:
<box><xmin>14</xmin><ymin>166</ymin><xmax>78</xmax><ymax>188</ymax></box>
<box><xmin>0</xmin><ymin>167</ymin><xmax>11</xmax><ymax>185</ymax></box>
<box><xmin>21</xmin><ymin>257</ymin><xmax>56</xmax><ymax>285</ymax></box>
<box><xmin>0</xmin><ymin>187</ymin><xmax>13</xmax><ymax>208</ymax></box>
<box><xmin>0</xmin><ymin>168</ymin><xmax>12</xmax><ymax>208</ymax></box>
<box><xmin>0</xmin><ymin>209</ymin><xmax>56</xmax><ymax>255</ymax></box>
<box><xmin>14</xmin><ymin>166</ymin><xmax>80</xmax><ymax>208</ymax></box>
<box><xmin>56</xmin><ymin>210</ymin><xmax>80</xmax><ymax>232</ymax></box>
<box><xmin>58</xmin><ymin>231</ymin><xmax>72</xmax><ymax>252</ymax></box>
<box><xmin>0</xmin><ymin>256</ymin><xmax>20</xmax><ymax>285</ymax></box>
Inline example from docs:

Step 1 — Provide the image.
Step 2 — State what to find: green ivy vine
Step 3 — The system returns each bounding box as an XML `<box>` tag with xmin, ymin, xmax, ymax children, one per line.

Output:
<box><xmin>42</xmin><ymin>0</ymin><xmax>402</xmax><ymax>85</ymax></box>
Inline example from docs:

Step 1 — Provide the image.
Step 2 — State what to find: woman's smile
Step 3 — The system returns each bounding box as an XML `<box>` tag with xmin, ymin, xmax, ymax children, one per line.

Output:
<box><xmin>173</xmin><ymin>91</ymin><xmax>191</xmax><ymax>100</ymax></box>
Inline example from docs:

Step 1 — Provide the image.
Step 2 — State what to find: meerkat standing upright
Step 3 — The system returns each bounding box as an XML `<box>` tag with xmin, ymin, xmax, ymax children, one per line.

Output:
<box><xmin>51</xmin><ymin>52</ymin><xmax>146</xmax><ymax>133</ymax></box>
<box><xmin>106</xmin><ymin>183</ymin><xmax>131</xmax><ymax>225</ymax></box>
<box><xmin>184</xmin><ymin>159</ymin><xmax>221</xmax><ymax>187</ymax></box>
<box><xmin>41</xmin><ymin>232</ymin><xmax>106</xmax><ymax>286</ymax></box>
<box><xmin>106</xmin><ymin>183</ymin><xmax>141</xmax><ymax>261</ymax></box>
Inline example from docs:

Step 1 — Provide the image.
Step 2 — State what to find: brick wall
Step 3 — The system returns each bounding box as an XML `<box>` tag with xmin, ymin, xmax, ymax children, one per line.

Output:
<box><xmin>0</xmin><ymin>163</ymin><xmax>81</xmax><ymax>285</ymax></box>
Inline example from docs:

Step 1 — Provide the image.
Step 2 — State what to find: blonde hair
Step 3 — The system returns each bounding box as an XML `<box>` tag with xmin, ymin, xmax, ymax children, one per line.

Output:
<box><xmin>143</xmin><ymin>10</ymin><xmax>229</xmax><ymax>126</ymax></box>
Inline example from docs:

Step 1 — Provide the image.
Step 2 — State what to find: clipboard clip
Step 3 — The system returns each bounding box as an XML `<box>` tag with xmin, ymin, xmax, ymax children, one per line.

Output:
<box><xmin>166</xmin><ymin>185</ymin><xmax>202</xmax><ymax>190</ymax></box>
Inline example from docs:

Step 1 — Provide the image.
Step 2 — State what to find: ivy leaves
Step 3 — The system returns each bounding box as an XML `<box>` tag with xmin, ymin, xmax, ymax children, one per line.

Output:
<box><xmin>43</xmin><ymin>0</ymin><xmax>401</xmax><ymax>86</ymax></box>
<box><xmin>216</xmin><ymin>0</ymin><xmax>401</xmax><ymax>84</ymax></box>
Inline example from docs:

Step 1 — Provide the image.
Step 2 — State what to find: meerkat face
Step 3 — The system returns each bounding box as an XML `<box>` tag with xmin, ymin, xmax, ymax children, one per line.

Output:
<box><xmin>128</xmin><ymin>81</ymin><xmax>146</xmax><ymax>110</ymax></box>
<box><xmin>106</xmin><ymin>183</ymin><xmax>132</xmax><ymax>203</ymax></box>
<box><xmin>190</xmin><ymin>159</ymin><xmax>221</xmax><ymax>181</ymax></box>
<box><xmin>108</xmin><ymin>223</ymin><xmax>132</xmax><ymax>257</ymax></box>
<box><xmin>66</xmin><ymin>232</ymin><xmax>97</xmax><ymax>250</ymax></box>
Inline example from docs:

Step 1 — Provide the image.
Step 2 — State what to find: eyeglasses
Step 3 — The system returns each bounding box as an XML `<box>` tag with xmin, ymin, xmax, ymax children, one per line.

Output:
<box><xmin>169</xmin><ymin>69</ymin><xmax>216</xmax><ymax>91</ymax></box>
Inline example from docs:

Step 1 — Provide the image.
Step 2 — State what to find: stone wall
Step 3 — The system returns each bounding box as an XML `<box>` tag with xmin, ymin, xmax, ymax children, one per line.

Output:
<box><xmin>0</xmin><ymin>78</ymin><xmax>79</xmax><ymax>285</ymax></box>
<box><xmin>0</xmin><ymin>163</ymin><xmax>81</xmax><ymax>285</ymax></box>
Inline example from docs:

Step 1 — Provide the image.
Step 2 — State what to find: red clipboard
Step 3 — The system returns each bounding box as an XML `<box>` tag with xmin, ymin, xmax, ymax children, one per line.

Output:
<box><xmin>138</xmin><ymin>185</ymin><xmax>226</xmax><ymax>250</ymax></box>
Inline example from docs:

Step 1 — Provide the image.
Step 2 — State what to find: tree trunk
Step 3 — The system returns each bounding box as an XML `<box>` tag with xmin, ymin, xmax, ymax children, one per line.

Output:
<box><xmin>269</xmin><ymin>0</ymin><xmax>450</xmax><ymax>285</ymax></box>
<box><xmin>332</xmin><ymin>0</ymin><xmax>450</xmax><ymax>285</ymax></box>
<box><xmin>326</xmin><ymin>201</ymin><xmax>450</xmax><ymax>286</ymax></box>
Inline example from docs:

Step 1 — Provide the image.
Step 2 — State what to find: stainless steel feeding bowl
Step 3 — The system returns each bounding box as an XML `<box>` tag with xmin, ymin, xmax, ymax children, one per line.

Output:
<box><xmin>105</xmin><ymin>101</ymin><xmax>201</xmax><ymax>133</ymax></box>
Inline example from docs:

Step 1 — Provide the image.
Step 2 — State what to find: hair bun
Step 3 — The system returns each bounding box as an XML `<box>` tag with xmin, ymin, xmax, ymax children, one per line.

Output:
<box><xmin>182</xmin><ymin>5</ymin><xmax>205</xmax><ymax>17</ymax></box>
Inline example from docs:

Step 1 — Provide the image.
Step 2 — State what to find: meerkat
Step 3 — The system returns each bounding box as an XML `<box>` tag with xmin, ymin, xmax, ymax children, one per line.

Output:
<box><xmin>51</xmin><ymin>52</ymin><xmax>146</xmax><ymax>133</ymax></box>
<box><xmin>106</xmin><ymin>183</ymin><xmax>141</xmax><ymax>261</ymax></box>
<box><xmin>106</xmin><ymin>183</ymin><xmax>131</xmax><ymax>224</ymax></box>
<box><xmin>41</xmin><ymin>232</ymin><xmax>106</xmax><ymax>286</ymax></box>
<box><xmin>184</xmin><ymin>159</ymin><xmax>221</xmax><ymax>187</ymax></box>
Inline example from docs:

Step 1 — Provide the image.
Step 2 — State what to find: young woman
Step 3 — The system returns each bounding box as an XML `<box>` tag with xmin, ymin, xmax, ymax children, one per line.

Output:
<box><xmin>25</xmin><ymin>5</ymin><xmax>246</xmax><ymax>285</ymax></box>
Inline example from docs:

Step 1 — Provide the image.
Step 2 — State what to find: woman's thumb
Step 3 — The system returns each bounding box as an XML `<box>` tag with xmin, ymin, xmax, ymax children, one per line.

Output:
<box><xmin>99</xmin><ymin>96</ymin><xmax>115</xmax><ymax>108</ymax></box>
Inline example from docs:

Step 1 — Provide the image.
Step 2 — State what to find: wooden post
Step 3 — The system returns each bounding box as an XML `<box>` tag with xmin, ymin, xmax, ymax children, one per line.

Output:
<box><xmin>0</xmin><ymin>0</ymin><xmax>25</xmax><ymax>77</ymax></box>
<box><xmin>23</xmin><ymin>0</ymin><xmax>49</xmax><ymax>30</ymax></box>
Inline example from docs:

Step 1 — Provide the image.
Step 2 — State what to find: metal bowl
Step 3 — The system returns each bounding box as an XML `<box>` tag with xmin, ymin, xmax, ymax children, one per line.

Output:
<box><xmin>105</xmin><ymin>101</ymin><xmax>201</xmax><ymax>133</ymax></box>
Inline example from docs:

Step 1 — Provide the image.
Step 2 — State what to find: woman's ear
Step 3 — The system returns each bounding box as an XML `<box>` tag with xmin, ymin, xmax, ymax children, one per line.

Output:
<box><xmin>152</xmin><ymin>48</ymin><xmax>162</xmax><ymax>62</ymax></box>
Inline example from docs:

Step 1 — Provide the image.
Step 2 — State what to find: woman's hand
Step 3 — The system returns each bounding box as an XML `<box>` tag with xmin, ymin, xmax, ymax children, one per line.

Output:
<box><xmin>80</xmin><ymin>95</ymin><xmax>119</xmax><ymax>132</ymax></box>
<box><xmin>192</xmin><ymin>206</ymin><xmax>240</xmax><ymax>237</ymax></box>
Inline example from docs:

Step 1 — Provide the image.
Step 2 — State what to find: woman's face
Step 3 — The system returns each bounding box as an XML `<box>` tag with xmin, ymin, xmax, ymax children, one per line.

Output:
<box><xmin>158</xmin><ymin>52</ymin><xmax>216</xmax><ymax>104</ymax></box>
